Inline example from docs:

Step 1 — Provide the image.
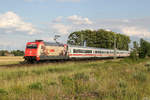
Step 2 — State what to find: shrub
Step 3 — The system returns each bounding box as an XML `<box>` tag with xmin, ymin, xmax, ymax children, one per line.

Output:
<box><xmin>130</xmin><ymin>50</ymin><xmax>138</xmax><ymax>61</ymax></box>
<box><xmin>59</xmin><ymin>76</ymin><xmax>73</xmax><ymax>87</ymax></box>
<box><xmin>0</xmin><ymin>89</ymin><xmax>8</xmax><ymax>95</ymax></box>
<box><xmin>45</xmin><ymin>80</ymin><xmax>57</xmax><ymax>86</ymax></box>
<box><xmin>118</xmin><ymin>79</ymin><xmax>127</xmax><ymax>88</ymax></box>
<box><xmin>59</xmin><ymin>76</ymin><xmax>75</xmax><ymax>94</ymax></box>
<box><xmin>47</xmin><ymin>68</ymin><xmax>72</xmax><ymax>73</ymax></box>
<box><xmin>133</xmin><ymin>72</ymin><xmax>147</xmax><ymax>82</ymax></box>
<box><xmin>28</xmin><ymin>82</ymin><xmax>43</xmax><ymax>90</ymax></box>
<box><xmin>32</xmin><ymin>70</ymin><xmax>44</xmax><ymax>75</ymax></box>
<box><xmin>73</xmin><ymin>73</ymin><xmax>89</xmax><ymax>81</ymax></box>
<box><xmin>11</xmin><ymin>86</ymin><xmax>23</xmax><ymax>94</ymax></box>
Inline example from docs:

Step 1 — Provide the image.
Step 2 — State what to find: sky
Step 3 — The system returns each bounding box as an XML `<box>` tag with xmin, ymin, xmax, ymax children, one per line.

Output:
<box><xmin>0</xmin><ymin>0</ymin><xmax>150</xmax><ymax>50</ymax></box>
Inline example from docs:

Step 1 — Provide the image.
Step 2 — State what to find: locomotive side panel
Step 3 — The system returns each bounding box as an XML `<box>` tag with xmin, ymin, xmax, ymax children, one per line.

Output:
<box><xmin>40</xmin><ymin>45</ymin><xmax>64</xmax><ymax>56</ymax></box>
<box><xmin>39</xmin><ymin>43</ymin><xmax>69</xmax><ymax>60</ymax></box>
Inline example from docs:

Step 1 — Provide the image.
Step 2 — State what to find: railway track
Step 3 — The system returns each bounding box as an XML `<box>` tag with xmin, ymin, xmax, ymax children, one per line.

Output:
<box><xmin>0</xmin><ymin>58</ymin><xmax>121</xmax><ymax>68</ymax></box>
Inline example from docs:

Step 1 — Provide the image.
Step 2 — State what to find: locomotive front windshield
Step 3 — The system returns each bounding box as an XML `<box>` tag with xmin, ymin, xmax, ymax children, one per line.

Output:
<box><xmin>27</xmin><ymin>44</ymin><xmax>37</xmax><ymax>49</ymax></box>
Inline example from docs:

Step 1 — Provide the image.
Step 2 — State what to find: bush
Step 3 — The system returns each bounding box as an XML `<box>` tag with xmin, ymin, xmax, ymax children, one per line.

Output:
<box><xmin>59</xmin><ymin>76</ymin><xmax>73</xmax><ymax>87</ymax></box>
<box><xmin>0</xmin><ymin>89</ymin><xmax>8</xmax><ymax>95</ymax></box>
<box><xmin>73</xmin><ymin>73</ymin><xmax>89</xmax><ymax>81</ymax></box>
<box><xmin>130</xmin><ymin>50</ymin><xmax>138</xmax><ymax>61</ymax></box>
<box><xmin>133</xmin><ymin>72</ymin><xmax>147</xmax><ymax>82</ymax></box>
<box><xmin>118</xmin><ymin>79</ymin><xmax>127</xmax><ymax>89</ymax></box>
<box><xmin>28</xmin><ymin>82</ymin><xmax>43</xmax><ymax>90</ymax></box>
<box><xmin>11</xmin><ymin>50</ymin><xmax>24</xmax><ymax>56</ymax></box>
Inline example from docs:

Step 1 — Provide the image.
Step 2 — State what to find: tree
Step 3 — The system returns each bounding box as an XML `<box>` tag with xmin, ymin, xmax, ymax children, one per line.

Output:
<box><xmin>133</xmin><ymin>41</ymin><xmax>139</xmax><ymax>50</ymax></box>
<box><xmin>11</xmin><ymin>50</ymin><xmax>24</xmax><ymax>56</ymax></box>
<box><xmin>130</xmin><ymin>41</ymin><xmax>139</xmax><ymax>61</ymax></box>
<box><xmin>0</xmin><ymin>50</ymin><xmax>9</xmax><ymax>56</ymax></box>
<box><xmin>67</xmin><ymin>29</ymin><xmax>131</xmax><ymax>50</ymax></box>
<box><xmin>138</xmin><ymin>38</ymin><xmax>150</xmax><ymax>58</ymax></box>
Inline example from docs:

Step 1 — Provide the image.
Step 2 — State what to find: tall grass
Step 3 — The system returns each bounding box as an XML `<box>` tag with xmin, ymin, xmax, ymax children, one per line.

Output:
<box><xmin>0</xmin><ymin>58</ymin><xmax>149</xmax><ymax>100</ymax></box>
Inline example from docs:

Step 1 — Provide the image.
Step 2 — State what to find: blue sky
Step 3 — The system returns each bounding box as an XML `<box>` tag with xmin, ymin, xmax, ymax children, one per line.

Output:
<box><xmin>0</xmin><ymin>0</ymin><xmax>150</xmax><ymax>50</ymax></box>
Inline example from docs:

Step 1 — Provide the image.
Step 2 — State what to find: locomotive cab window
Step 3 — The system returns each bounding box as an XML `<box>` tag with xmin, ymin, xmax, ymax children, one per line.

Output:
<box><xmin>27</xmin><ymin>44</ymin><xmax>37</xmax><ymax>49</ymax></box>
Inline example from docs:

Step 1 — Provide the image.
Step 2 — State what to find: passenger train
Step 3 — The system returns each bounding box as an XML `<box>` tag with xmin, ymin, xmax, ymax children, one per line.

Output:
<box><xmin>24</xmin><ymin>40</ymin><xmax>130</xmax><ymax>62</ymax></box>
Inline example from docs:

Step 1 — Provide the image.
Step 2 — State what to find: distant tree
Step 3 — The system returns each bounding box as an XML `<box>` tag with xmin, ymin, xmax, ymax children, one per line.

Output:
<box><xmin>139</xmin><ymin>39</ymin><xmax>146</xmax><ymax>58</ymax></box>
<box><xmin>133</xmin><ymin>41</ymin><xmax>139</xmax><ymax>51</ymax></box>
<box><xmin>130</xmin><ymin>41</ymin><xmax>139</xmax><ymax>61</ymax></box>
<box><xmin>138</xmin><ymin>38</ymin><xmax>150</xmax><ymax>58</ymax></box>
<box><xmin>0</xmin><ymin>50</ymin><xmax>9</xmax><ymax>56</ymax></box>
<box><xmin>11</xmin><ymin>50</ymin><xmax>24</xmax><ymax>56</ymax></box>
<box><xmin>67</xmin><ymin>29</ymin><xmax>130</xmax><ymax>50</ymax></box>
<box><xmin>130</xmin><ymin>50</ymin><xmax>138</xmax><ymax>61</ymax></box>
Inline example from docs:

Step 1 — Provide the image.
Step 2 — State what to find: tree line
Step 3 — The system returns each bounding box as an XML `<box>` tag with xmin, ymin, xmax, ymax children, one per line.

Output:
<box><xmin>67</xmin><ymin>29</ymin><xmax>150</xmax><ymax>59</ymax></box>
<box><xmin>0</xmin><ymin>50</ymin><xmax>24</xmax><ymax>56</ymax></box>
<box><xmin>131</xmin><ymin>38</ymin><xmax>150</xmax><ymax>60</ymax></box>
<box><xmin>67</xmin><ymin>29</ymin><xmax>130</xmax><ymax>50</ymax></box>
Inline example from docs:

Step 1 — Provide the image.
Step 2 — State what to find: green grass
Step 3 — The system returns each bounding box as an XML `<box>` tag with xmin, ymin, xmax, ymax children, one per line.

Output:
<box><xmin>0</xmin><ymin>58</ymin><xmax>150</xmax><ymax>100</ymax></box>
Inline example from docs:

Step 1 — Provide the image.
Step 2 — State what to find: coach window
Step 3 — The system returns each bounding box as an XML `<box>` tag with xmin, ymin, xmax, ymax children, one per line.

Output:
<box><xmin>73</xmin><ymin>49</ymin><xmax>79</xmax><ymax>53</ymax></box>
<box><xmin>85</xmin><ymin>50</ymin><xmax>92</xmax><ymax>53</ymax></box>
<box><xmin>73</xmin><ymin>49</ymin><xmax>92</xmax><ymax>53</ymax></box>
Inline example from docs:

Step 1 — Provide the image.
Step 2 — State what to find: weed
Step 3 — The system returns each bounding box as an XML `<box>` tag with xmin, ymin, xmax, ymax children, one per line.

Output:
<box><xmin>45</xmin><ymin>80</ymin><xmax>57</xmax><ymax>86</ymax></box>
<box><xmin>11</xmin><ymin>86</ymin><xmax>23</xmax><ymax>94</ymax></box>
<box><xmin>28</xmin><ymin>82</ymin><xmax>43</xmax><ymax>90</ymax></box>
<box><xmin>147</xmin><ymin>67</ymin><xmax>150</xmax><ymax>72</ymax></box>
<box><xmin>47</xmin><ymin>68</ymin><xmax>72</xmax><ymax>73</ymax></box>
<box><xmin>133</xmin><ymin>72</ymin><xmax>147</xmax><ymax>82</ymax></box>
<box><xmin>145</xmin><ymin>62</ymin><xmax>150</xmax><ymax>67</ymax></box>
<box><xmin>73</xmin><ymin>72</ymin><xmax>89</xmax><ymax>81</ymax></box>
<box><xmin>0</xmin><ymin>57</ymin><xmax>149</xmax><ymax>100</ymax></box>
<box><xmin>0</xmin><ymin>88</ymin><xmax>8</xmax><ymax>95</ymax></box>
<box><xmin>59</xmin><ymin>76</ymin><xmax>73</xmax><ymax>87</ymax></box>
<box><xmin>59</xmin><ymin>76</ymin><xmax>75</xmax><ymax>94</ymax></box>
<box><xmin>2</xmin><ymin>71</ymin><xmax>29</xmax><ymax>80</ymax></box>
<box><xmin>118</xmin><ymin>79</ymin><xmax>127</xmax><ymax>88</ymax></box>
<box><xmin>32</xmin><ymin>70</ymin><xmax>44</xmax><ymax>75</ymax></box>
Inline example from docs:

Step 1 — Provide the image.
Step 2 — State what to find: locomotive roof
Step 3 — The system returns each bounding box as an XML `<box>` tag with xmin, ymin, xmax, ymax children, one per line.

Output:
<box><xmin>44</xmin><ymin>42</ymin><xmax>64</xmax><ymax>46</ymax></box>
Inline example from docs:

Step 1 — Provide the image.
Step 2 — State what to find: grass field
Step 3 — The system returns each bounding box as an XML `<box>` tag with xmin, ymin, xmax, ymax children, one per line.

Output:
<box><xmin>0</xmin><ymin>56</ymin><xmax>24</xmax><ymax>65</ymax></box>
<box><xmin>0</xmin><ymin>57</ymin><xmax>150</xmax><ymax>100</ymax></box>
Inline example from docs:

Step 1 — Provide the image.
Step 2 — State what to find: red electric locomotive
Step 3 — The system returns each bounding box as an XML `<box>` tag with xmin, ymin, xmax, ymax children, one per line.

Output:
<box><xmin>24</xmin><ymin>40</ymin><xmax>130</xmax><ymax>62</ymax></box>
<box><xmin>24</xmin><ymin>40</ymin><xmax>68</xmax><ymax>62</ymax></box>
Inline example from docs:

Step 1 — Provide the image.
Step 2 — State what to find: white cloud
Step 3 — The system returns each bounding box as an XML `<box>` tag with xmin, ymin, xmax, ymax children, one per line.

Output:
<box><xmin>120</xmin><ymin>26</ymin><xmax>150</xmax><ymax>38</ymax></box>
<box><xmin>51</xmin><ymin>15</ymin><xmax>93</xmax><ymax>35</ymax></box>
<box><xmin>67</xmin><ymin>15</ymin><xmax>93</xmax><ymax>25</ymax></box>
<box><xmin>50</xmin><ymin>16</ymin><xmax>150</xmax><ymax>41</ymax></box>
<box><xmin>51</xmin><ymin>16</ymin><xmax>150</xmax><ymax>39</ymax></box>
<box><xmin>41</xmin><ymin>37</ymin><xmax>54</xmax><ymax>42</ymax></box>
<box><xmin>52</xmin><ymin>23</ymin><xmax>71</xmax><ymax>34</ymax></box>
<box><xmin>89</xmin><ymin>18</ymin><xmax>150</xmax><ymax>39</ymax></box>
<box><xmin>53</xmin><ymin>16</ymin><xmax>63</xmax><ymax>23</ymax></box>
<box><xmin>0</xmin><ymin>11</ymin><xmax>38</xmax><ymax>35</ymax></box>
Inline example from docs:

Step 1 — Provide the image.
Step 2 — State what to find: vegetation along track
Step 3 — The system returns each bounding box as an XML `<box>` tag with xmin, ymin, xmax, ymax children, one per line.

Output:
<box><xmin>0</xmin><ymin>58</ymin><xmax>120</xmax><ymax>68</ymax></box>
